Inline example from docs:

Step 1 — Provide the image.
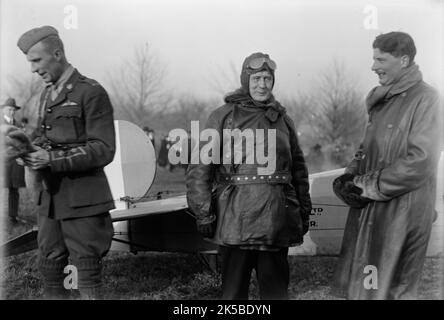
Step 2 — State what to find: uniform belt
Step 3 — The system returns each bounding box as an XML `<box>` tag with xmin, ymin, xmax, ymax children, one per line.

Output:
<box><xmin>47</xmin><ymin>143</ymin><xmax>85</xmax><ymax>151</ymax></box>
<box><xmin>216</xmin><ymin>172</ymin><xmax>292</xmax><ymax>185</ymax></box>
<box><xmin>37</xmin><ymin>141</ymin><xmax>85</xmax><ymax>151</ymax></box>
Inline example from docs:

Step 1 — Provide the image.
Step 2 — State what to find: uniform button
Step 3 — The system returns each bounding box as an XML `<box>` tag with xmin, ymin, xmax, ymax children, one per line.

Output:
<box><xmin>46</xmin><ymin>125</ymin><xmax>52</xmax><ymax>130</ymax></box>
<box><xmin>41</xmin><ymin>124</ymin><xmax>45</xmax><ymax>129</ymax></box>
<box><xmin>401</xmin><ymin>93</ymin><xmax>406</xmax><ymax>97</ymax></box>
<box><xmin>47</xmin><ymin>108</ymin><xmax>52</xmax><ymax>113</ymax></box>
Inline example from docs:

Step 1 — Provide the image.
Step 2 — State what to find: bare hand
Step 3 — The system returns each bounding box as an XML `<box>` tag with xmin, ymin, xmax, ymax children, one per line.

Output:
<box><xmin>22</xmin><ymin>146</ymin><xmax>50</xmax><ymax>170</ymax></box>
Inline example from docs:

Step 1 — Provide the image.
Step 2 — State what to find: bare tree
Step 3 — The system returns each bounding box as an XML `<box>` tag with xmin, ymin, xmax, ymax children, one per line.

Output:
<box><xmin>280</xmin><ymin>93</ymin><xmax>314</xmax><ymax>133</ymax></box>
<box><xmin>207</xmin><ymin>60</ymin><xmax>240</xmax><ymax>97</ymax></box>
<box><xmin>308</xmin><ymin>60</ymin><xmax>368</xmax><ymax>167</ymax></box>
<box><xmin>149</xmin><ymin>95</ymin><xmax>217</xmax><ymax>134</ymax></box>
<box><xmin>107</xmin><ymin>43</ymin><xmax>169</xmax><ymax>127</ymax></box>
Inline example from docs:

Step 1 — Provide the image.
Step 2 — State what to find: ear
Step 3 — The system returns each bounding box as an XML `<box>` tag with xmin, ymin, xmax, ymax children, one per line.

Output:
<box><xmin>53</xmin><ymin>49</ymin><xmax>63</xmax><ymax>61</ymax></box>
<box><xmin>400</xmin><ymin>55</ymin><xmax>410</xmax><ymax>68</ymax></box>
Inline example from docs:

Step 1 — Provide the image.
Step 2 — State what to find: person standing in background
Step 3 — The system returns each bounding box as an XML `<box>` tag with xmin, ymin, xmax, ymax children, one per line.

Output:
<box><xmin>1</xmin><ymin>98</ymin><xmax>26</xmax><ymax>224</ymax></box>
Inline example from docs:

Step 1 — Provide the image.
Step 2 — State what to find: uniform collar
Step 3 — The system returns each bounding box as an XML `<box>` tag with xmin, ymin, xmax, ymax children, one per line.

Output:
<box><xmin>50</xmin><ymin>64</ymin><xmax>75</xmax><ymax>90</ymax></box>
<box><xmin>46</xmin><ymin>67</ymin><xmax>81</xmax><ymax>108</ymax></box>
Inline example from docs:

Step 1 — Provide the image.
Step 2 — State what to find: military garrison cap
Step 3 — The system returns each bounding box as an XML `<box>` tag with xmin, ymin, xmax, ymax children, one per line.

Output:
<box><xmin>17</xmin><ymin>26</ymin><xmax>59</xmax><ymax>54</ymax></box>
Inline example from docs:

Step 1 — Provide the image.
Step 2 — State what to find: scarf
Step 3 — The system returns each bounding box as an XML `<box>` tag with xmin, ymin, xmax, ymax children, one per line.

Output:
<box><xmin>366</xmin><ymin>63</ymin><xmax>423</xmax><ymax>110</ymax></box>
<box><xmin>224</xmin><ymin>88</ymin><xmax>286</xmax><ymax>122</ymax></box>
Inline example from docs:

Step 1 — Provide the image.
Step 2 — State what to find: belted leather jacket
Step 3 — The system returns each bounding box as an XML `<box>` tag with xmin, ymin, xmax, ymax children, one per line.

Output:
<box><xmin>186</xmin><ymin>94</ymin><xmax>312</xmax><ymax>247</ymax></box>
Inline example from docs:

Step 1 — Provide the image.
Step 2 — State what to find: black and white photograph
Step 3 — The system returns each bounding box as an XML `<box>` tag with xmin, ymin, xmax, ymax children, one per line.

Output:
<box><xmin>0</xmin><ymin>0</ymin><xmax>443</xmax><ymax>307</ymax></box>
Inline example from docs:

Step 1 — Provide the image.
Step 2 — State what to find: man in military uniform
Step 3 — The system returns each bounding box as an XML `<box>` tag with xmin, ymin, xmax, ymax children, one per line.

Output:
<box><xmin>17</xmin><ymin>26</ymin><xmax>116</xmax><ymax>299</ymax></box>
<box><xmin>1</xmin><ymin>98</ymin><xmax>26</xmax><ymax>224</ymax></box>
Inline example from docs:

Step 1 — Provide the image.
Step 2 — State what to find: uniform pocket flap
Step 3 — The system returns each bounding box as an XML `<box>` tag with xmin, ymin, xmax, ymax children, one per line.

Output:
<box><xmin>54</xmin><ymin>105</ymin><xmax>82</xmax><ymax>118</ymax></box>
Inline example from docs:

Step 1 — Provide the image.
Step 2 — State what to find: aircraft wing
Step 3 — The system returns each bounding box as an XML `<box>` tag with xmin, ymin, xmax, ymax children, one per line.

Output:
<box><xmin>111</xmin><ymin>195</ymin><xmax>188</xmax><ymax>222</ymax></box>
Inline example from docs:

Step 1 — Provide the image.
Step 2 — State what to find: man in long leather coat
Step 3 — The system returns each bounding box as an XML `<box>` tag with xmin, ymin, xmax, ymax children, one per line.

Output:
<box><xmin>17</xmin><ymin>26</ymin><xmax>115</xmax><ymax>299</ymax></box>
<box><xmin>332</xmin><ymin>32</ymin><xmax>442</xmax><ymax>299</ymax></box>
<box><xmin>186</xmin><ymin>52</ymin><xmax>312</xmax><ymax>299</ymax></box>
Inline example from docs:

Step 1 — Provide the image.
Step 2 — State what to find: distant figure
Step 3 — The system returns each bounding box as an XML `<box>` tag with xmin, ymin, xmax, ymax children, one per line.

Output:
<box><xmin>1</xmin><ymin>98</ymin><xmax>26</xmax><ymax>224</ymax></box>
<box><xmin>306</xmin><ymin>143</ymin><xmax>325</xmax><ymax>173</ymax></box>
<box><xmin>157</xmin><ymin>135</ymin><xmax>170</xmax><ymax>168</ymax></box>
<box><xmin>143</xmin><ymin>126</ymin><xmax>155</xmax><ymax>146</ymax></box>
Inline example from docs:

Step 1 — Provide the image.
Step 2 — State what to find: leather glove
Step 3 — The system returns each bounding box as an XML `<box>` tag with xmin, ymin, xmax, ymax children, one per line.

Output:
<box><xmin>197</xmin><ymin>221</ymin><xmax>215</xmax><ymax>238</ymax></box>
<box><xmin>333</xmin><ymin>173</ymin><xmax>371</xmax><ymax>209</ymax></box>
<box><xmin>2</xmin><ymin>124</ymin><xmax>35</xmax><ymax>160</ymax></box>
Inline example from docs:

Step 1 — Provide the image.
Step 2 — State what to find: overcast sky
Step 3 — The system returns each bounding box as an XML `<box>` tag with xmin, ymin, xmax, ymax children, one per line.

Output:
<box><xmin>0</xmin><ymin>0</ymin><xmax>443</xmax><ymax>102</ymax></box>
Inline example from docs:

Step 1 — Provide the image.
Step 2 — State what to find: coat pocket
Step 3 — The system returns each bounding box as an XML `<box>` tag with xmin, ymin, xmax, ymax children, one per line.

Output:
<box><xmin>54</xmin><ymin>105</ymin><xmax>82</xmax><ymax>118</ymax></box>
<box><xmin>68</xmin><ymin>170</ymin><xmax>114</xmax><ymax>208</ymax></box>
<box><xmin>381</xmin><ymin>124</ymin><xmax>404</xmax><ymax>162</ymax></box>
<box><xmin>237</xmin><ymin>185</ymin><xmax>288</xmax><ymax>244</ymax></box>
<box><xmin>48</xmin><ymin>106</ymin><xmax>84</xmax><ymax>143</ymax></box>
<box><xmin>283</xmin><ymin>185</ymin><xmax>304</xmax><ymax>244</ymax></box>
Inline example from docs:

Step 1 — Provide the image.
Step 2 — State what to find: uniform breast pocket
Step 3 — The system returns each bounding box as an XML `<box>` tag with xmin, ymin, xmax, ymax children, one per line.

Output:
<box><xmin>48</xmin><ymin>106</ymin><xmax>84</xmax><ymax>143</ymax></box>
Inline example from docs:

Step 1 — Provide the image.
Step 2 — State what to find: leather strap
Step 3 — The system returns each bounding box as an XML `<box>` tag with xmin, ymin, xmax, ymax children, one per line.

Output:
<box><xmin>216</xmin><ymin>171</ymin><xmax>291</xmax><ymax>185</ymax></box>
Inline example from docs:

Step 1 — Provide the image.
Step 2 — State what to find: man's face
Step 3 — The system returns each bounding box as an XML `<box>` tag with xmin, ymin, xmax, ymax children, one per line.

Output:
<box><xmin>2</xmin><ymin>106</ymin><xmax>16</xmax><ymax>119</ymax></box>
<box><xmin>26</xmin><ymin>42</ymin><xmax>64</xmax><ymax>84</ymax></box>
<box><xmin>249</xmin><ymin>70</ymin><xmax>273</xmax><ymax>102</ymax></box>
<box><xmin>371</xmin><ymin>48</ymin><xmax>407</xmax><ymax>86</ymax></box>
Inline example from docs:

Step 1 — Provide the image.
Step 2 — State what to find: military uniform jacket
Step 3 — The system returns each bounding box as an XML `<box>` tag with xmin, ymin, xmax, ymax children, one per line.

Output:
<box><xmin>34</xmin><ymin>69</ymin><xmax>116</xmax><ymax>219</ymax></box>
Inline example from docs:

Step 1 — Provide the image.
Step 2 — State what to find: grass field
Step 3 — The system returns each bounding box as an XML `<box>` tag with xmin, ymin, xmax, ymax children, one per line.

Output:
<box><xmin>1</xmin><ymin>166</ymin><xmax>443</xmax><ymax>300</ymax></box>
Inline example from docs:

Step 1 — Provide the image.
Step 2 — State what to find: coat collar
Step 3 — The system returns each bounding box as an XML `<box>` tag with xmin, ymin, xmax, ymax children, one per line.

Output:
<box><xmin>224</xmin><ymin>88</ymin><xmax>286</xmax><ymax>122</ymax></box>
<box><xmin>366</xmin><ymin>63</ymin><xmax>423</xmax><ymax>111</ymax></box>
<box><xmin>46</xmin><ymin>68</ymin><xmax>81</xmax><ymax>108</ymax></box>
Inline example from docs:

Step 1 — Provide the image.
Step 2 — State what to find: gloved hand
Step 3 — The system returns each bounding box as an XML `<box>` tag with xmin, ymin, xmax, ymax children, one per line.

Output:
<box><xmin>197</xmin><ymin>221</ymin><xmax>216</xmax><ymax>238</ymax></box>
<box><xmin>333</xmin><ymin>173</ymin><xmax>371</xmax><ymax>209</ymax></box>
<box><xmin>2</xmin><ymin>124</ymin><xmax>35</xmax><ymax>161</ymax></box>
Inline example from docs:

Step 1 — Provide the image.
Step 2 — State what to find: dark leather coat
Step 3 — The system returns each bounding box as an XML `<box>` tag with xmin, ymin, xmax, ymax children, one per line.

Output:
<box><xmin>186</xmin><ymin>100</ymin><xmax>312</xmax><ymax>247</ymax></box>
<box><xmin>333</xmin><ymin>67</ymin><xmax>442</xmax><ymax>299</ymax></box>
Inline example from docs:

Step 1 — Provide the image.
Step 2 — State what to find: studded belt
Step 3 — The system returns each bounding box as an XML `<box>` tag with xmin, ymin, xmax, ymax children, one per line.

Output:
<box><xmin>216</xmin><ymin>171</ymin><xmax>292</xmax><ymax>185</ymax></box>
